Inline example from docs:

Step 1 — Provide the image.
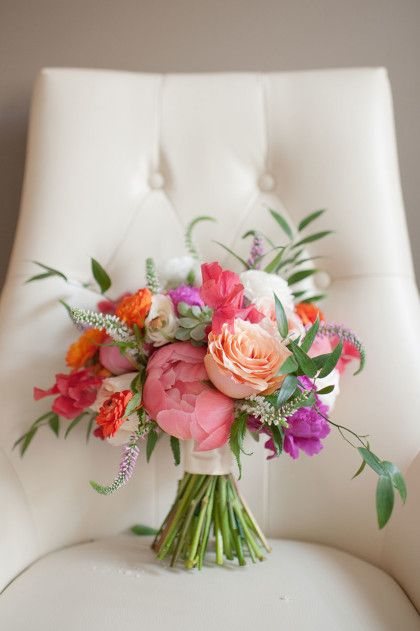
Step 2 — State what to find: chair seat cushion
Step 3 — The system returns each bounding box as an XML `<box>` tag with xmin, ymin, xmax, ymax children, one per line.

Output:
<box><xmin>0</xmin><ymin>535</ymin><xmax>418</xmax><ymax>630</ymax></box>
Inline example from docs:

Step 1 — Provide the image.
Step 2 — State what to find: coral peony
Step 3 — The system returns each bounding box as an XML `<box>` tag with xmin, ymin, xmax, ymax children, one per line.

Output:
<box><xmin>34</xmin><ymin>369</ymin><xmax>103</xmax><ymax>419</ymax></box>
<box><xmin>143</xmin><ymin>341</ymin><xmax>234</xmax><ymax>451</ymax></box>
<box><xmin>96</xmin><ymin>390</ymin><xmax>134</xmax><ymax>439</ymax></box>
<box><xmin>99</xmin><ymin>338</ymin><xmax>135</xmax><ymax>375</ymax></box>
<box><xmin>66</xmin><ymin>328</ymin><xmax>106</xmax><ymax>370</ymax></box>
<box><xmin>205</xmin><ymin>319</ymin><xmax>291</xmax><ymax>399</ymax></box>
<box><xmin>115</xmin><ymin>288</ymin><xmax>152</xmax><ymax>328</ymax></box>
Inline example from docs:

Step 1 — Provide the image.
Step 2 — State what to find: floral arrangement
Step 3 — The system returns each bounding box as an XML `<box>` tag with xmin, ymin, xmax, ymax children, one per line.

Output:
<box><xmin>16</xmin><ymin>209</ymin><xmax>407</xmax><ymax>569</ymax></box>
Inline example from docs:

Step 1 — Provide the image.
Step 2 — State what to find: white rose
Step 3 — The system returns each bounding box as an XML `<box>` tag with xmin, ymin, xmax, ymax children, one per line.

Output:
<box><xmin>159</xmin><ymin>256</ymin><xmax>201</xmax><ymax>288</ymax></box>
<box><xmin>240</xmin><ymin>270</ymin><xmax>294</xmax><ymax>312</ymax></box>
<box><xmin>316</xmin><ymin>368</ymin><xmax>340</xmax><ymax>411</ymax></box>
<box><xmin>145</xmin><ymin>294</ymin><xmax>179</xmax><ymax>347</ymax></box>
<box><xmin>91</xmin><ymin>373</ymin><xmax>139</xmax><ymax>447</ymax></box>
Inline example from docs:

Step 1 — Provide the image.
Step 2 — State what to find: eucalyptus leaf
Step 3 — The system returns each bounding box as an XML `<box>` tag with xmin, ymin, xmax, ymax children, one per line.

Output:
<box><xmin>21</xmin><ymin>427</ymin><xmax>37</xmax><ymax>456</ymax></box>
<box><xmin>32</xmin><ymin>261</ymin><xmax>68</xmax><ymax>281</ymax></box>
<box><xmin>318</xmin><ymin>341</ymin><xmax>343</xmax><ymax>378</ymax></box>
<box><xmin>277</xmin><ymin>356</ymin><xmax>298</xmax><ymax>376</ymax></box>
<box><xmin>357</xmin><ymin>447</ymin><xmax>385</xmax><ymax>476</ymax></box>
<box><xmin>298</xmin><ymin>209</ymin><xmax>325</xmax><ymax>232</ymax></box>
<box><xmin>351</xmin><ymin>458</ymin><xmax>367</xmax><ymax>479</ymax></box>
<box><xmin>382</xmin><ymin>461</ymin><xmax>407</xmax><ymax>503</ymax></box>
<box><xmin>274</xmin><ymin>293</ymin><xmax>288</xmax><ymax>338</ymax></box>
<box><xmin>316</xmin><ymin>385</ymin><xmax>335</xmax><ymax>395</ymax></box>
<box><xmin>271</xmin><ymin>424</ymin><xmax>284</xmax><ymax>455</ymax></box>
<box><xmin>300</xmin><ymin>315</ymin><xmax>320</xmax><ymax>353</ymax></box>
<box><xmin>287</xmin><ymin>269</ymin><xmax>318</xmax><ymax>286</ymax></box>
<box><xmin>124</xmin><ymin>393</ymin><xmax>141</xmax><ymax>418</ymax></box>
<box><xmin>26</xmin><ymin>272</ymin><xmax>55</xmax><ymax>283</ymax></box>
<box><xmin>65</xmin><ymin>412</ymin><xmax>87</xmax><ymax>438</ymax></box>
<box><xmin>48</xmin><ymin>414</ymin><xmax>60</xmax><ymax>437</ymax></box>
<box><xmin>293</xmin><ymin>231</ymin><xmax>333</xmax><ymax>249</ymax></box>
<box><xmin>91</xmin><ymin>258</ymin><xmax>112</xmax><ymax>294</ymax></box>
<box><xmin>290</xmin><ymin>341</ymin><xmax>318</xmax><ymax>378</ymax></box>
<box><xmin>276</xmin><ymin>375</ymin><xmax>298</xmax><ymax>407</ymax></box>
<box><xmin>376</xmin><ymin>475</ymin><xmax>395</xmax><ymax>529</ymax></box>
<box><xmin>264</xmin><ymin>249</ymin><xmax>285</xmax><ymax>273</ymax></box>
<box><xmin>269</xmin><ymin>208</ymin><xmax>293</xmax><ymax>240</ymax></box>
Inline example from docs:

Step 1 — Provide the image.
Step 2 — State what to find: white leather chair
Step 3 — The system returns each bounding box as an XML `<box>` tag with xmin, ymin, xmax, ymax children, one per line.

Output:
<box><xmin>0</xmin><ymin>68</ymin><xmax>419</xmax><ymax>630</ymax></box>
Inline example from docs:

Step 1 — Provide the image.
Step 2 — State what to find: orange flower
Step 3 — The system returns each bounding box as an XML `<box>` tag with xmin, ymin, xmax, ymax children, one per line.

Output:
<box><xmin>96</xmin><ymin>390</ymin><xmax>133</xmax><ymax>438</ymax></box>
<box><xmin>115</xmin><ymin>288</ymin><xmax>152</xmax><ymax>329</ymax></box>
<box><xmin>66</xmin><ymin>328</ymin><xmax>107</xmax><ymax>370</ymax></box>
<box><xmin>295</xmin><ymin>302</ymin><xmax>324</xmax><ymax>326</ymax></box>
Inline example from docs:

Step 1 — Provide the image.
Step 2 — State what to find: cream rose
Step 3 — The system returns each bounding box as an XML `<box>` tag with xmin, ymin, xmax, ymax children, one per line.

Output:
<box><xmin>145</xmin><ymin>294</ymin><xmax>179</xmax><ymax>347</ymax></box>
<box><xmin>205</xmin><ymin>319</ymin><xmax>292</xmax><ymax>399</ymax></box>
<box><xmin>91</xmin><ymin>373</ymin><xmax>139</xmax><ymax>446</ymax></box>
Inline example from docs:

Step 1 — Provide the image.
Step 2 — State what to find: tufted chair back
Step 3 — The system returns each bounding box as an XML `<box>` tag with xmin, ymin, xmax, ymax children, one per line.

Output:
<box><xmin>1</xmin><ymin>69</ymin><xmax>419</xmax><ymax>599</ymax></box>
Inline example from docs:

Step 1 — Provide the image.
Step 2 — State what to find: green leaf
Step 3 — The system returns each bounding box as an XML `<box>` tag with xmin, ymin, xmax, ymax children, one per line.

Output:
<box><xmin>274</xmin><ymin>293</ymin><xmax>288</xmax><ymax>338</ymax></box>
<box><xmin>316</xmin><ymin>385</ymin><xmax>335</xmax><ymax>395</ymax></box>
<box><xmin>376</xmin><ymin>475</ymin><xmax>395</xmax><ymax>529</ymax></box>
<box><xmin>301</xmin><ymin>294</ymin><xmax>326</xmax><ymax>304</ymax></box>
<box><xmin>269</xmin><ymin>208</ymin><xmax>293</xmax><ymax>240</ymax></box>
<box><xmin>124</xmin><ymin>393</ymin><xmax>141</xmax><ymax>418</ymax></box>
<box><xmin>264</xmin><ymin>248</ymin><xmax>285</xmax><ymax>273</ymax></box>
<box><xmin>146</xmin><ymin>429</ymin><xmax>158</xmax><ymax>462</ymax></box>
<box><xmin>357</xmin><ymin>447</ymin><xmax>385</xmax><ymax>476</ymax></box>
<box><xmin>298</xmin><ymin>209</ymin><xmax>325</xmax><ymax>232</ymax></box>
<box><xmin>59</xmin><ymin>299</ymin><xmax>72</xmax><ymax>315</ymax></box>
<box><xmin>31</xmin><ymin>261</ymin><xmax>68</xmax><ymax>281</ymax></box>
<box><xmin>131</xmin><ymin>524</ymin><xmax>158</xmax><ymax>536</ymax></box>
<box><xmin>292</xmin><ymin>290</ymin><xmax>307</xmax><ymax>299</ymax></box>
<box><xmin>276</xmin><ymin>375</ymin><xmax>298</xmax><ymax>407</ymax></box>
<box><xmin>318</xmin><ymin>341</ymin><xmax>343</xmax><ymax>378</ymax></box>
<box><xmin>91</xmin><ymin>258</ymin><xmax>111</xmax><ymax>294</ymax></box>
<box><xmin>48</xmin><ymin>414</ymin><xmax>60</xmax><ymax>437</ymax></box>
<box><xmin>300</xmin><ymin>315</ymin><xmax>320</xmax><ymax>353</ymax></box>
<box><xmin>64</xmin><ymin>412</ymin><xmax>87</xmax><ymax>438</ymax></box>
<box><xmin>352</xmin><ymin>458</ymin><xmax>367</xmax><ymax>479</ymax></box>
<box><xmin>287</xmin><ymin>269</ymin><xmax>318</xmax><ymax>286</ymax></box>
<box><xmin>229</xmin><ymin>412</ymin><xmax>247</xmax><ymax>479</ymax></box>
<box><xmin>382</xmin><ymin>462</ymin><xmax>407</xmax><ymax>503</ymax></box>
<box><xmin>277</xmin><ymin>355</ymin><xmax>298</xmax><ymax>376</ymax></box>
<box><xmin>170</xmin><ymin>436</ymin><xmax>181</xmax><ymax>466</ymax></box>
<box><xmin>20</xmin><ymin>427</ymin><xmax>37</xmax><ymax>456</ymax></box>
<box><xmin>86</xmin><ymin>416</ymin><xmax>95</xmax><ymax>442</ymax></box>
<box><xmin>130</xmin><ymin>372</ymin><xmax>142</xmax><ymax>394</ymax></box>
<box><xmin>26</xmin><ymin>271</ymin><xmax>55</xmax><ymax>283</ymax></box>
<box><xmin>312</xmin><ymin>353</ymin><xmax>331</xmax><ymax>370</ymax></box>
<box><xmin>290</xmin><ymin>341</ymin><xmax>318</xmax><ymax>378</ymax></box>
<box><xmin>271</xmin><ymin>424</ymin><xmax>284</xmax><ymax>455</ymax></box>
<box><xmin>293</xmin><ymin>231</ymin><xmax>333</xmax><ymax>249</ymax></box>
<box><xmin>213</xmin><ymin>241</ymin><xmax>249</xmax><ymax>269</ymax></box>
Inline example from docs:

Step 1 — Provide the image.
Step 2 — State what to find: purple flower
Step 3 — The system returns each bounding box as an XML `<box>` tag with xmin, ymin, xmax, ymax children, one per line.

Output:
<box><xmin>168</xmin><ymin>285</ymin><xmax>204</xmax><ymax>313</ymax></box>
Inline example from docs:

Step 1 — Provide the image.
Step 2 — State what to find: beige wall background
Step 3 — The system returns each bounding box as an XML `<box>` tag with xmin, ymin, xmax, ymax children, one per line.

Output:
<box><xmin>1</xmin><ymin>0</ymin><xmax>419</xmax><ymax>288</ymax></box>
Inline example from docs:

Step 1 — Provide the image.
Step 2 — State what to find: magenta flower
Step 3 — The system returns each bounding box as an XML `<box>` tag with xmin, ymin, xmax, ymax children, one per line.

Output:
<box><xmin>168</xmin><ymin>285</ymin><xmax>203</xmax><ymax>313</ymax></box>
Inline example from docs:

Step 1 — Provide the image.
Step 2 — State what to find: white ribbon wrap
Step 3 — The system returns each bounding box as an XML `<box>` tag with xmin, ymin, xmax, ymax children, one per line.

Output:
<box><xmin>182</xmin><ymin>440</ymin><xmax>232</xmax><ymax>475</ymax></box>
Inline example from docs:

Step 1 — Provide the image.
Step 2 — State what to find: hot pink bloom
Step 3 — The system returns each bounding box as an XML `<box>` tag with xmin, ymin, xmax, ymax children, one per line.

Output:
<box><xmin>200</xmin><ymin>262</ymin><xmax>263</xmax><ymax>333</ymax></box>
<box><xmin>143</xmin><ymin>341</ymin><xmax>234</xmax><ymax>451</ymax></box>
<box><xmin>99</xmin><ymin>337</ymin><xmax>134</xmax><ymax>375</ymax></box>
<box><xmin>34</xmin><ymin>369</ymin><xmax>103</xmax><ymax>419</ymax></box>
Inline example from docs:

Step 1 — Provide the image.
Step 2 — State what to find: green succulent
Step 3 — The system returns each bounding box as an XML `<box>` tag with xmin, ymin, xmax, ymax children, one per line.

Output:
<box><xmin>175</xmin><ymin>302</ymin><xmax>213</xmax><ymax>344</ymax></box>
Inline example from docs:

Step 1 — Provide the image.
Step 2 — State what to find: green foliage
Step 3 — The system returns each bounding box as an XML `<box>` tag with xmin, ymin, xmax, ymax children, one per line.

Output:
<box><xmin>48</xmin><ymin>414</ymin><xmax>60</xmax><ymax>437</ymax></box>
<box><xmin>131</xmin><ymin>524</ymin><xmax>158</xmax><ymax>536</ymax></box>
<box><xmin>86</xmin><ymin>415</ymin><xmax>95</xmax><ymax>442</ymax></box>
<box><xmin>64</xmin><ymin>412</ymin><xmax>88</xmax><ymax>438</ymax></box>
<box><xmin>229</xmin><ymin>412</ymin><xmax>248</xmax><ymax>479</ymax></box>
<box><xmin>298</xmin><ymin>209</ymin><xmax>325</xmax><ymax>232</ymax></box>
<box><xmin>300</xmin><ymin>315</ymin><xmax>320</xmax><ymax>353</ymax></box>
<box><xmin>70</xmin><ymin>308</ymin><xmax>131</xmax><ymax>342</ymax></box>
<box><xmin>277</xmin><ymin>356</ymin><xmax>298</xmax><ymax>376</ymax></box>
<box><xmin>318</xmin><ymin>341</ymin><xmax>343</xmax><ymax>378</ymax></box>
<box><xmin>14</xmin><ymin>411</ymin><xmax>59</xmax><ymax>456</ymax></box>
<box><xmin>274</xmin><ymin>293</ymin><xmax>288</xmax><ymax>338</ymax></box>
<box><xmin>276</xmin><ymin>375</ymin><xmax>298</xmax><ymax>407</ymax></box>
<box><xmin>270</xmin><ymin>424</ymin><xmax>284</xmax><ymax>455</ymax></box>
<box><xmin>146</xmin><ymin>428</ymin><xmax>159</xmax><ymax>462</ymax></box>
<box><xmin>293</xmin><ymin>231</ymin><xmax>333</xmax><ymax>249</ymax></box>
<box><xmin>26</xmin><ymin>261</ymin><xmax>68</xmax><ymax>283</ymax></box>
<box><xmin>213</xmin><ymin>241</ymin><xmax>249</xmax><ymax>269</ymax></box>
<box><xmin>91</xmin><ymin>258</ymin><xmax>111</xmax><ymax>294</ymax></box>
<box><xmin>185</xmin><ymin>215</ymin><xmax>216</xmax><ymax>259</ymax></box>
<box><xmin>290</xmin><ymin>341</ymin><xmax>318</xmax><ymax>378</ymax></box>
<box><xmin>268</xmin><ymin>208</ymin><xmax>293</xmax><ymax>240</ymax></box>
<box><xmin>287</xmin><ymin>269</ymin><xmax>318</xmax><ymax>286</ymax></box>
<box><xmin>124</xmin><ymin>393</ymin><xmax>141</xmax><ymax>418</ymax></box>
<box><xmin>316</xmin><ymin>385</ymin><xmax>335</xmax><ymax>395</ymax></box>
<box><xmin>170</xmin><ymin>436</ymin><xmax>181</xmax><ymax>466</ymax></box>
<box><xmin>145</xmin><ymin>257</ymin><xmax>160</xmax><ymax>293</ymax></box>
<box><xmin>376</xmin><ymin>475</ymin><xmax>395</xmax><ymax>529</ymax></box>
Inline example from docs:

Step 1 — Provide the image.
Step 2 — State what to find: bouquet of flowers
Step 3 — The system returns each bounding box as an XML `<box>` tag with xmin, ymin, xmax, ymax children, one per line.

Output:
<box><xmin>15</xmin><ymin>209</ymin><xmax>406</xmax><ymax>569</ymax></box>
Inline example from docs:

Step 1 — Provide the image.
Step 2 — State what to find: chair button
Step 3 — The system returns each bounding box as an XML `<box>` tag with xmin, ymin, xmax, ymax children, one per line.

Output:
<box><xmin>258</xmin><ymin>173</ymin><xmax>275</xmax><ymax>192</ymax></box>
<box><xmin>314</xmin><ymin>271</ymin><xmax>331</xmax><ymax>290</ymax></box>
<box><xmin>149</xmin><ymin>171</ymin><xmax>165</xmax><ymax>190</ymax></box>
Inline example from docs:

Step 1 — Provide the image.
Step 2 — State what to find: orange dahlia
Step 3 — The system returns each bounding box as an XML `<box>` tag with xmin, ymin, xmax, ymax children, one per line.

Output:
<box><xmin>115</xmin><ymin>288</ymin><xmax>152</xmax><ymax>329</ymax></box>
<box><xmin>295</xmin><ymin>302</ymin><xmax>324</xmax><ymax>326</ymax></box>
<box><xmin>66</xmin><ymin>328</ymin><xmax>107</xmax><ymax>370</ymax></box>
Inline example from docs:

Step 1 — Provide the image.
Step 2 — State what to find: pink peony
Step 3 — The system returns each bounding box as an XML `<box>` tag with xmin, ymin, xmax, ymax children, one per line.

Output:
<box><xmin>99</xmin><ymin>337</ymin><xmax>134</xmax><ymax>375</ymax></box>
<box><xmin>34</xmin><ymin>369</ymin><xmax>103</xmax><ymax>419</ymax></box>
<box><xmin>142</xmin><ymin>341</ymin><xmax>234</xmax><ymax>451</ymax></box>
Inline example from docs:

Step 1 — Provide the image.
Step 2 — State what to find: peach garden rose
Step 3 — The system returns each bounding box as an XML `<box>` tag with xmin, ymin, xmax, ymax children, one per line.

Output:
<box><xmin>204</xmin><ymin>318</ymin><xmax>292</xmax><ymax>399</ymax></box>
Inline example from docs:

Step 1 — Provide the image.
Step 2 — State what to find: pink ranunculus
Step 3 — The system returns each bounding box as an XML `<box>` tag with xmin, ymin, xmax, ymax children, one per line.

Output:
<box><xmin>99</xmin><ymin>337</ymin><xmax>135</xmax><ymax>375</ymax></box>
<box><xmin>142</xmin><ymin>341</ymin><xmax>234</xmax><ymax>451</ymax></box>
<box><xmin>34</xmin><ymin>369</ymin><xmax>103</xmax><ymax>419</ymax></box>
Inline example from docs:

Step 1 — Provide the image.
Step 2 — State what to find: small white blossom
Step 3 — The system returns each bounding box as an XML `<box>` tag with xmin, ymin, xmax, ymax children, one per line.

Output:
<box><xmin>145</xmin><ymin>294</ymin><xmax>179</xmax><ymax>347</ymax></box>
